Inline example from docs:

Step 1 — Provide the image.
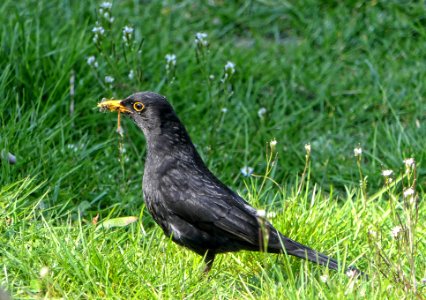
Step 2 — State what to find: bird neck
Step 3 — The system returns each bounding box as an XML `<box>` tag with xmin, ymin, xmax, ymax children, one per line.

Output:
<box><xmin>144</xmin><ymin>119</ymin><xmax>199</xmax><ymax>163</ymax></box>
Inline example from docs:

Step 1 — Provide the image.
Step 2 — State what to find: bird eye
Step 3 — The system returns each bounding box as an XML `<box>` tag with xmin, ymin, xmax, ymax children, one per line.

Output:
<box><xmin>133</xmin><ymin>102</ymin><xmax>144</xmax><ymax>112</ymax></box>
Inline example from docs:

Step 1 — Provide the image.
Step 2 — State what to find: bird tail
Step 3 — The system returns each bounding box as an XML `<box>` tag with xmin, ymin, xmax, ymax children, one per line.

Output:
<box><xmin>278</xmin><ymin>234</ymin><xmax>339</xmax><ymax>270</ymax></box>
<box><xmin>263</xmin><ymin>230</ymin><xmax>339</xmax><ymax>270</ymax></box>
<box><xmin>273</xmin><ymin>234</ymin><xmax>367</xmax><ymax>277</ymax></box>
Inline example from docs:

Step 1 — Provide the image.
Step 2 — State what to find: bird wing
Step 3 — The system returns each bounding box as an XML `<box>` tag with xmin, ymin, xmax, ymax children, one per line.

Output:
<box><xmin>158</xmin><ymin>164</ymin><xmax>262</xmax><ymax>246</ymax></box>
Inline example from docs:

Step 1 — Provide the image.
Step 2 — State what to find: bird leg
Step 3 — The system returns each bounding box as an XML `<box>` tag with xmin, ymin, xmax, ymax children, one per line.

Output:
<box><xmin>203</xmin><ymin>252</ymin><xmax>215</xmax><ymax>274</ymax></box>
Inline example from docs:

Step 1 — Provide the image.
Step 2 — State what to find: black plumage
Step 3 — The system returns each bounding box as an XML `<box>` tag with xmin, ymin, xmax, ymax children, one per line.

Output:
<box><xmin>98</xmin><ymin>92</ymin><xmax>355</xmax><ymax>274</ymax></box>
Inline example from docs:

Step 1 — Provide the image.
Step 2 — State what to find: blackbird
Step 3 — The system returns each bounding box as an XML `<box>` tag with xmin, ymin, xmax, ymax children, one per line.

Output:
<box><xmin>98</xmin><ymin>92</ymin><xmax>354</xmax><ymax>274</ymax></box>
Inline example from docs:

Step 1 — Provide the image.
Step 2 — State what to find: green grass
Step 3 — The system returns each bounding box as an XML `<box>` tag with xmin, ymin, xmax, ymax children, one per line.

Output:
<box><xmin>1</xmin><ymin>0</ymin><xmax>425</xmax><ymax>299</ymax></box>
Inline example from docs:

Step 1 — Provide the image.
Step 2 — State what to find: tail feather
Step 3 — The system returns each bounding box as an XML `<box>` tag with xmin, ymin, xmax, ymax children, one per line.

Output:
<box><xmin>262</xmin><ymin>226</ymin><xmax>366</xmax><ymax>276</ymax></box>
<box><xmin>264</xmin><ymin>230</ymin><xmax>339</xmax><ymax>270</ymax></box>
<box><xmin>278</xmin><ymin>235</ymin><xmax>339</xmax><ymax>270</ymax></box>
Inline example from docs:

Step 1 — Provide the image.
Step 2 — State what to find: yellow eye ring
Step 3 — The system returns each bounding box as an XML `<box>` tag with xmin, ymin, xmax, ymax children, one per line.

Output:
<box><xmin>133</xmin><ymin>102</ymin><xmax>144</xmax><ymax>111</ymax></box>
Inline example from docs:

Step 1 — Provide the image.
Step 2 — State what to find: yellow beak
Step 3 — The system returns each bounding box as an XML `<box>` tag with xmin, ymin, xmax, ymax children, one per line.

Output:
<box><xmin>97</xmin><ymin>99</ymin><xmax>130</xmax><ymax>113</ymax></box>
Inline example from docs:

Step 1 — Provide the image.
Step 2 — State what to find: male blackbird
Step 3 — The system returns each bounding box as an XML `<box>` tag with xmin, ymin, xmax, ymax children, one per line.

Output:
<box><xmin>98</xmin><ymin>92</ymin><xmax>350</xmax><ymax>273</ymax></box>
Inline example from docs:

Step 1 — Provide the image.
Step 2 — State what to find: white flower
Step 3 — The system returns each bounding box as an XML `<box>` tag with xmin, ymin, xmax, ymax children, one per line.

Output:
<box><xmin>128</xmin><ymin>70</ymin><xmax>135</xmax><ymax>80</ymax></box>
<box><xmin>209</xmin><ymin>74</ymin><xmax>215</xmax><ymax>80</ymax></box>
<box><xmin>221</xmin><ymin>107</ymin><xmax>228</xmax><ymax>113</ymax></box>
<box><xmin>40</xmin><ymin>266</ymin><xmax>49</xmax><ymax>278</ymax></box>
<box><xmin>195</xmin><ymin>32</ymin><xmax>208</xmax><ymax>46</ymax></box>
<box><xmin>122</xmin><ymin>26</ymin><xmax>134</xmax><ymax>43</ymax></box>
<box><xmin>403</xmin><ymin>187</ymin><xmax>415</xmax><ymax>198</ymax></box>
<box><xmin>165</xmin><ymin>54</ymin><xmax>176</xmax><ymax>64</ymax></box>
<box><xmin>267</xmin><ymin>211</ymin><xmax>277</xmax><ymax>219</ymax></box>
<box><xmin>368</xmin><ymin>229</ymin><xmax>377</xmax><ymax>237</ymax></box>
<box><xmin>269</xmin><ymin>139</ymin><xmax>277</xmax><ymax>152</ymax></box>
<box><xmin>103</xmin><ymin>12</ymin><xmax>110</xmax><ymax>19</ymax></box>
<box><xmin>224</xmin><ymin>61</ymin><xmax>235</xmax><ymax>74</ymax></box>
<box><xmin>304</xmin><ymin>143</ymin><xmax>311</xmax><ymax>154</ymax></box>
<box><xmin>92</xmin><ymin>26</ymin><xmax>105</xmax><ymax>35</ymax></box>
<box><xmin>240</xmin><ymin>166</ymin><xmax>253</xmax><ymax>177</ymax></box>
<box><xmin>257</xmin><ymin>107</ymin><xmax>267</xmax><ymax>118</ymax></box>
<box><xmin>403</xmin><ymin>158</ymin><xmax>415</xmax><ymax>168</ymax></box>
<box><xmin>256</xmin><ymin>210</ymin><xmax>266</xmax><ymax>218</ymax></box>
<box><xmin>100</xmin><ymin>2</ymin><xmax>112</xmax><ymax>9</ymax></box>
<box><xmin>123</xmin><ymin>26</ymin><xmax>134</xmax><ymax>35</ymax></box>
<box><xmin>381</xmin><ymin>169</ymin><xmax>393</xmax><ymax>177</ymax></box>
<box><xmin>92</xmin><ymin>26</ymin><xmax>105</xmax><ymax>44</ymax></box>
<box><xmin>320</xmin><ymin>274</ymin><xmax>328</xmax><ymax>283</ymax></box>
<box><xmin>87</xmin><ymin>56</ymin><xmax>95</xmax><ymax>65</ymax></box>
<box><xmin>87</xmin><ymin>56</ymin><xmax>98</xmax><ymax>68</ymax></box>
<box><xmin>354</xmin><ymin>147</ymin><xmax>362</xmax><ymax>157</ymax></box>
<box><xmin>196</xmin><ymin>32</ymin><xmax>208</xmax><ymax>40</ymax></box>
<box><xmin>165</xmin><ymin>54</ymin><xmax>177</xmax><ymax>70</ymax></box>
<box><xmin>390</xmin><ymin>226</ymin><xmax>402</xmax><ymax>238</ymax></box>
<box><xmin>67</xmin><ymin>144</ymin><xmax>79</xmax><ymax>152</ymax></box>
<box><xmin>105</xmin><ymin>76</ymin><xmax>114</xmax><ymax>83</ymax></box>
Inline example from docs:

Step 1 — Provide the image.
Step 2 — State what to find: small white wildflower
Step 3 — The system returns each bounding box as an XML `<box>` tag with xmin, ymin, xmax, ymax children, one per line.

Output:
<box><xmin>224</xmin><ymin>61</ymin><xmax>235</xmax><ymax>74</ymax></box>
<box><xmin>87</xmin><ymin>56</ymin><xmax>95</xmax><ymax>65</ymax></box>
<box><xmin>165</xmin><ymin>54</ymin><xmax>177</xmax><ymax>71</ymax></box>
<box><xmin>103</xmin><ymin>12</ymin><xmax>110</xmax><ymax>19</ymax></box>
<box><xmin>266</xmin><ymin>211</ymin><xmax>277</xmax><ymax>219</ymax></box>
<box><xmin>270</xmin><ymin>139</ymin><xmax>277</xmax><ymax>152</ymax></box>
<box><xmin>196</xmin><ymin>32</ymin><xmax>208</xmax><ymax>39</ymax></box>
<box><xmin>195</xmin><ymin>32</ymin><xmax>208</xmax><ymax>46</ymax></box>
<box><xmin>257</xmin><ymin>107</ymin><xmax>267</xmax><ymax>118</ymax></box>
<box><xmin>40</xmin><ymin>266</ymin><xmax>49</xmax><ymax>278</ymax></box>
<box><xmin>403</xmin><ymin>158</ymin><xmax>415</xmax><ymax>168</ymax></box>
<box><xmin>87</xmin><ymin>56</ymin><xmax>98</xmax><ymax>68</ymax></box>
<box><xmin>381</xmin><ymin>169</ymin><xmax>393</xmax><ymax>177</ymax></box>
<box><xmin>109</xmin><ymin>17</ymin><xmax>115</xmax><ymax>23</ymax></box>
<box><xmin>320</xmin><ymin>274</ymin><xmax>328</xmax><ymax>283</ymax></box>
<box><xmin>92</xmin><ymin>26</ymin><xmax>105</xmax><ymax>35</ymax></box>
<box><xmin>304</xmin><ymin>143</ymin><xmax>311</xmax><ymax>154</ymax></box>
<box><xmin>221</xmin><ymin>107</ymin><xmax>228</xmax><ymax>113</ymax></box>
<box><xmin>128</xmin><ymin>70</ymin><xmax>135</xmax><ymax>80</ymax></box>
<box><xmin>123</xmin><ymin>26</ymin><xmax>134</xmax><ymax>35</ymax></box>
<box><xmin>354</xmin><ymin>147</ymin><xmax>362</xmax><ymax>157</ymax></box>
<box><xmin>403</xmin><ymin>187</ymin><xmax>415</xmax><ymax>198</ymax></box>
<box><xmin>368</xmin><ymin>230</ymin><xmax>377</xmax><ymax>237</ymax></box>
<box><xmin>122</xmin><ymin>26</ymin><xmax>134</xmax><ymax>44</ymax></box>
<box><xmin>256</xmin><ymin>210</ymin><xmax>266</xmax><ymax>218</ymax></box>
<box><xmin>165</xmin><ymin>54</ymin><xmax>176</xmax><ymax>64</ymax></box>
<box><xmin>209</xmin><ymin>74</ymin><xmax>215</xmax><ymax>80</ymax></box>
<box><xmin>100</xmin><ymin>2</ymin><xmax>112</xmax><ymax>9</ymax></box>
<box><xmin>240</xmin><ymin>166</ymin><xmax>253</xmax><ymax>177</ymax></box>
<box><xmin>105</xmin><ymin>76</ymin><xmax>114</xmax><ymax>83</ymax></box>
<box><xmin>416</xmin><ymin>119</ymin><xmax>420</xmax><ymax>128</ymax></box>
<box><xmin>67</xmin><ymin>144</ymin><xmax>79</xmax><ymax>152</ymax></box>
<box><xmin>390</xmin><ymin>226</ymin><xmax>402</xmax><ymax>238</ymax></box>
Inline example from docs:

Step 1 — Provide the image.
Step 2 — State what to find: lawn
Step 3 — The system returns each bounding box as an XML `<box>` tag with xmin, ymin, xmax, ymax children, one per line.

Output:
<box><xmin>1</xmin><ymin>0</ymin><xmax>425</xmax><ymax>299</ymax></box>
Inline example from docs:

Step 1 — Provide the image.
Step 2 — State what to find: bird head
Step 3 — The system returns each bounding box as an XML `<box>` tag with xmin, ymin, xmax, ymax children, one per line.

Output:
<box><xmin>98</xmin><ymin>91</ymin><xmax>182</xmax><ymax>137</ymax></box>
